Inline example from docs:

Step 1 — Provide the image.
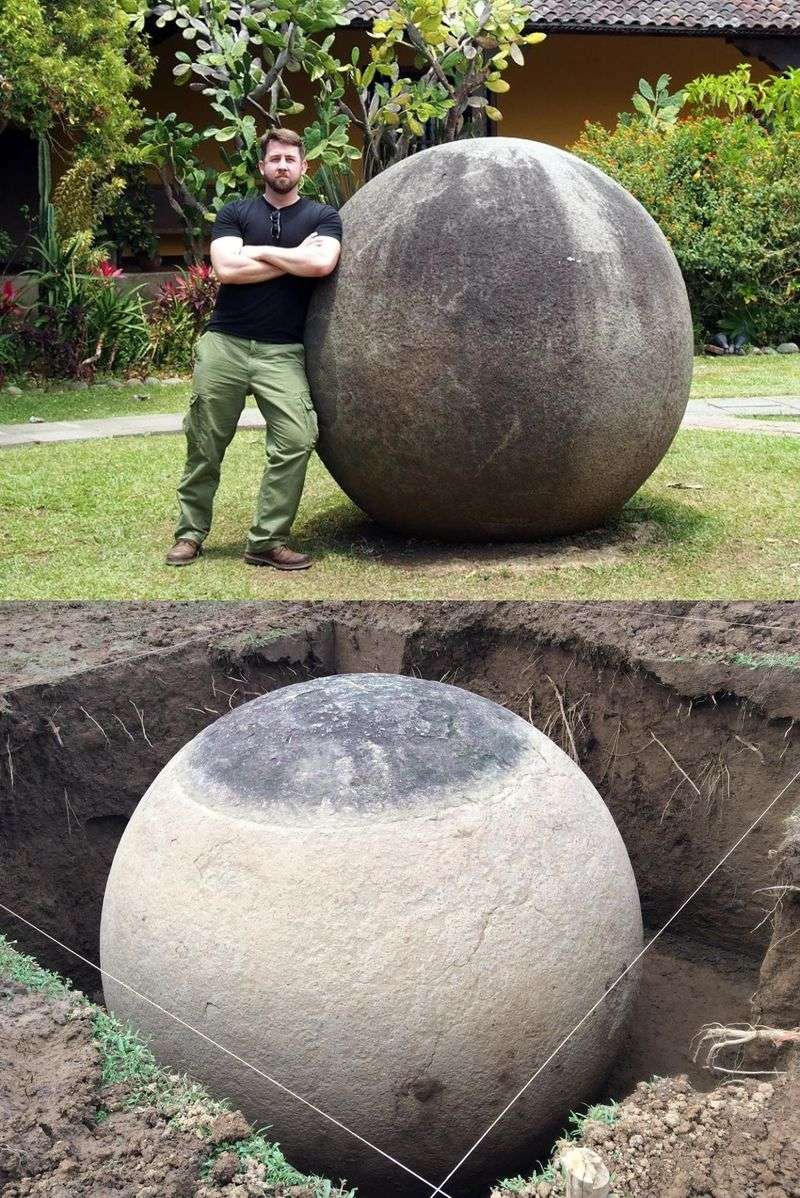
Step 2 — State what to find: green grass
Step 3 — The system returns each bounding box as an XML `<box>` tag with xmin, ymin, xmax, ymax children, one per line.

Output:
<box><xmin>0</xmin><ymin>428</ymin><xmax>798</xmax><ymax>599</ymax></box>
<box><xmin>2</xmin><ymin>355</ymin><xmax>799</xmax><ymax>425</ymax></box>
<box><xmin>731</xmin><ymin>651</ymin><xmax>800</xmax><ymax>670</ymax></box>
<box><xmin>0</xmin><ymin>932</ymin><xmax>354</xmax><ymax>1197</ymax></box>
<box><xmin>0</xmin><ymin>377</ymin><xmax>195</xmax><ymax>424</ymax></box>
<box><xmin>691</xmin><ymin>354</ymin><xmax>800</xmax><ymax>399</ymax></box>
<box><xmin>736</xmin><ymin>412</ymin><xmax>800</xmax><ymax>422</ymax></box>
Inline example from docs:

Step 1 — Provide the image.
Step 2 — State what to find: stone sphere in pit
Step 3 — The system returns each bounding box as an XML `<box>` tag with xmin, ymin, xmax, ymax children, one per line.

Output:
<box><xmin>100</xmin><ymin>674</ymin><xmax>642</xmax><ymax>1197</ymax></box>
<box><xmin>304</xmin><ymin>137</ymin><xmax>693</xmax><ymax>541</ymax></box>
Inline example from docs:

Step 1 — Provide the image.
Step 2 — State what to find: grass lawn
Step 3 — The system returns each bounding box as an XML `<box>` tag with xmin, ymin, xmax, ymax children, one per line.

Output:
<box><xmin>1</xmin><ymin>355</ymin><xmax>800</xmax><ymax>425</ymax></box>
<box><xmin>690</xmin><ymin>354</ymin><xmax>800</xmax><ymax>399</ymax></box>
<box><xmin>0</xmin><ymin>428</ymin><xmax>797</xmax><ymax>599</ymax></box>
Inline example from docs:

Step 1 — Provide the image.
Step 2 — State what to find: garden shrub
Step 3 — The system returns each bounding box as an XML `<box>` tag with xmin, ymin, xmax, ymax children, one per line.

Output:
<box><xmin>104</xmin><ymin>164</ymin><xmax>159</xmax><ymax>268</ymax></box>
<box><xmin>571</xmin><ymin>113</ymin><xmax>800</xmax><ymax>344</ymax></box>
<box><xmin>147</xmin><ymin>263</ymin><xmax>218</xmax><ymax>370</ymax></box>
<box><xmin>0</xmin><ymin>281</ymin><xmax>28</xmax><ymax>384</ymax></box>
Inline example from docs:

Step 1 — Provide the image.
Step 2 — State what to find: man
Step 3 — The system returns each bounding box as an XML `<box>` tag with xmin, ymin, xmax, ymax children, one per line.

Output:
<box><xmin>166</xmin><ymin>128</ymin><xmax>342</xmax><ymax>570</ymax></box>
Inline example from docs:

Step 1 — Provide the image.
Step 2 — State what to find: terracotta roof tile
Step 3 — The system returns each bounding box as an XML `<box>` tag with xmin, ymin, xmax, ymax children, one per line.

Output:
<box><xmin>345</xmin><ymin>0</ymin><xmax>800</xmax><ymax>30</ymax></box>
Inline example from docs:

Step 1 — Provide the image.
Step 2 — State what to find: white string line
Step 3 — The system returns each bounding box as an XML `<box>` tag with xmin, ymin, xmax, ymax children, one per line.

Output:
<box><xmin>426</xmin><ymin>765</ymin><xmax>800</xmax><ymax>1198</ymax></box>
<box><xmin>0</xmin><ymin>901</ymin><xmax>455</xmax><ymax>1198</ymax></box>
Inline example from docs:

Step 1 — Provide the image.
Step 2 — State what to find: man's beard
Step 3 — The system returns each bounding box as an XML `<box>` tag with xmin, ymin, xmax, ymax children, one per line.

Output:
<box><xmin>267</xmin><ymin>173</ymin><xmax>297</xmax><ymax>194</ymax></box>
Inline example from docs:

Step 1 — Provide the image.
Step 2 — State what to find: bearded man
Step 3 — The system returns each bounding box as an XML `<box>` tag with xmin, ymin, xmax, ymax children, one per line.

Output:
<box><xmin>167</xmin><ymin>128</ymin><xmax>342</xmax><ymax>571</ymax></box>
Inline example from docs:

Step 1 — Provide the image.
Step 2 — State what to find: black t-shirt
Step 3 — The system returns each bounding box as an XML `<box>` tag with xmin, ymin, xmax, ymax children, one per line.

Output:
<box><xmin>208</xmin><ymin>194</ymin><xmax>342</xmax><ymax>343</ymax></box>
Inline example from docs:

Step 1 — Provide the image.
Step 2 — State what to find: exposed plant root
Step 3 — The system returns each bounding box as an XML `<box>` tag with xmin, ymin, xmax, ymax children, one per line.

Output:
<box><xmin>129</xmin><ymin>700</ymin><xmax>153</xmax><ymax>747</ymax></box>
<box><xmin>752</xmin><ymin>882</ymin><xmax>800</xmax><ymax>935</ymax></box>
<box><xmin>692</xmin><ymin>1022</ymin><xmax>800</xmax><ymax>1075</ymax></box>
<box><xmin>79</xmin><ymin>706</ymin><xmax>110</xmax><ymax>744</ymax></box>
<box><xmin>541</xmin><ymin>675</ymin><xmax>589</xmax><ymax>765</ymax></box>
<box><xmin>697</xmin><ymin>752</ymin><xmax>732</xmax><ymax>815</ymax></box>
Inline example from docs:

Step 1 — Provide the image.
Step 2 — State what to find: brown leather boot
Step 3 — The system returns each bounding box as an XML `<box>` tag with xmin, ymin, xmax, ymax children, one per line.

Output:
<box><xmin>244</xmin><ymin>545</ymin><xmax>311</xmax><ymax>570</ymax></box>
<box><xmin>166</xmin><ymin>539</ymin><xmax>202</xmax><ymax>566</ymax></box>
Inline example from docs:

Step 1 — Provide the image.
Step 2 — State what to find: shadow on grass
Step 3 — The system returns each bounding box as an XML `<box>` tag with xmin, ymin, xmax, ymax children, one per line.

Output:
<box><xmin>291</xmin><ymin>490</ymin><xmax>711</xmax><ymax>575</ymax></box>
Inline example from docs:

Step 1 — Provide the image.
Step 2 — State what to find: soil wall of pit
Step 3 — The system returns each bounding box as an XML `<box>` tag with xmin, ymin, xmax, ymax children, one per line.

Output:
<box><xmin>1</xmin><ymin>603</ymin><xmax>798</xmax><ymax>1099</ymax></box>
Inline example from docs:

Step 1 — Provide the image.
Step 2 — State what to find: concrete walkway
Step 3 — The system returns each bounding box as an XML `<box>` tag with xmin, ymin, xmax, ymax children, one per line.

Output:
<box><xmin>1</xmin><ymin>396</ymin><xmax>799</xmax><ymax>448</ymax></box>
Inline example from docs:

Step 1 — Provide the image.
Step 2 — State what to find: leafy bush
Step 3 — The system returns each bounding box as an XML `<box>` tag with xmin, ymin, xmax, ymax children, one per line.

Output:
<box><xmin>19</xmin><ymin>223</ymin><xmax>150</xmax><ymax>380</ymax></box>
<box><xmin>0</xmin><ymin>280</ymin><xmax>29</xmax><ymax>383</ymax></box>
<box><xmin>104</xmin><ymin>163</ymin><xmax>159</xmax><ymax>267</ymax></box>
<box><xmin>147</xmin><ymin>263</ymin><xmax>218</xmax><ymax>370</ymax></box>
<box><xmin>572</xmin><ymin>75</ymin><xmax>800</xmax><ymax>344</ymax></box>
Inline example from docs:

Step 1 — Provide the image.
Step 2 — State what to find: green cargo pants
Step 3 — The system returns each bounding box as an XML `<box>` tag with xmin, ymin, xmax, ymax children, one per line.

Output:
<box><xmin>174</xmin><ymin>330</ymin><xmax>318</xmax><ymax>553</ymax></box>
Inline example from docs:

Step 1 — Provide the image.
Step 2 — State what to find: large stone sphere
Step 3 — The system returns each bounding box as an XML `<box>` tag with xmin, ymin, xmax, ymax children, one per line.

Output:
<box><xmin>100</xmin><ymin>675</ymin><xmax>642</xmax><ymax>1197</ymax></box>
<box><xmin>305</xmin><ymin>137</ymin><xmax>693</xmax><ymax>541</ymax></box>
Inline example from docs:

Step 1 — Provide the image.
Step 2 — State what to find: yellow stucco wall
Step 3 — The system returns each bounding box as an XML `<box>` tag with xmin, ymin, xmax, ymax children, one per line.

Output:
<box><xmin>145</xmin><ymin>28</ymin><xmax>770</xmax><ymax>256</ymax></box>
<box><xmin>498</xmin><ymin>33</ymin><xmax>771</xmax><ymax>147</ymax></box>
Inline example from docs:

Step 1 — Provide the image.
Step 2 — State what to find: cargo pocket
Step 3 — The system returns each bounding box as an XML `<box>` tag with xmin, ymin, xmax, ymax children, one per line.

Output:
<box><xmin>301</xmin><ymin>393</ymin><xmax>319</xmax><ymax>450</ymax></box>
<box><xmin>182</xmin><ymin>392</ymin><xmax>206</xmax><ymax>455</ymax></box>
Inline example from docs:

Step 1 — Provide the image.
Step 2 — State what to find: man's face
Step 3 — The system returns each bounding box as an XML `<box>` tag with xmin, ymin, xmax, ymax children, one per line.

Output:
<box><xmin>259</xmin><ymin>143</ymin><xmax>306</xmax><ymax>193</ymax></box>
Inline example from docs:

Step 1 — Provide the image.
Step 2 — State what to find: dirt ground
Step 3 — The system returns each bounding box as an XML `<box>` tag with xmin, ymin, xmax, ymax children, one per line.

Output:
<box><xmin>493</xmin><ymin>1064</ymin><xmax>800</xmax><ymax>1198</ymax></box>
<box><xmin>2</xmin><ymin>600</ymin><xmax>800</xmax><ymax>693</ymax></box>
<box><xmin>0</xmin><ymin>980</ymin><xmax>321</xmax><ymax>1198</ymax></box>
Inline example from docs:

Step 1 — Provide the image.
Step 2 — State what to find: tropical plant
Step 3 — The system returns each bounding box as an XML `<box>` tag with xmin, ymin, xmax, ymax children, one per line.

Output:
<box><xmin>142</xmin><ymin>0</ymin><xmax>347</xmax><ymax>251</ymax></box>
<box><xmin>140</xmin><ymin>113</ymin><xmax>213</xmax><ymax>261</ymax></box>
<box><xmin>84</xmin><ymin>265</ymin><xmax>151</xmax><ymax>372</ymax></box>
<box><xmin>685</xmin><ymin>62</ymin><xmax>800</xmax><ymax>132</ymax></box>
<box><xmin>0</xmin><ymin>280</ymin><xmax>28</xmax><ymax>383</ymax></box>
<box><xmin>104</xmin><ymin>163</ymin><xmax>159</xmax><ymax>266</ymax></box>
<box><xmin>147</xmin><ymin>263</ymin><xmax>219</xmax><ymax>368</ymax></box>
<box><xmin>150</xmin><ymin>0</ymin><xmax>547</xmax><ymax>222</ymax></box>
<box><xmin>621</xmin><ymin>74</ymin><xmax>686</xmax><ymax>131</ymax></box>
<box><xmin>0</xmin><ymin>0</ymin><xmax>154</xmax><ymax>168</ymax></box>
<box><xmin>52</xmin><ymin>158</ymin><xmax>127</xmax><ymax>248</ymax></box>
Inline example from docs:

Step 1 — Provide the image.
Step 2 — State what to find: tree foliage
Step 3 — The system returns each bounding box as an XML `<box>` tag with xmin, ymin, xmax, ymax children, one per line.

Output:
<box><xmin>572</xmin><ymin>70</ymin><xmax>800</xmax><ymax>344</ymax></box>
<box><xmin>144</xmin><ymin>0</ymin><xmax>546</xmax><ymax>244</ymax></box>
<box><xmin>339</xmin><ymin>0</ymin><xmax>546</xmax><ymax>181</ymax></box>
<box><xmin>685</xmin><ymin>62</ymin><xmax>800</xmax><ymax>132</ymax></box>
<box><xmin>0</xmin><ymin>0</ymin><xmax>154</xmax><ymax>167</ymax></box>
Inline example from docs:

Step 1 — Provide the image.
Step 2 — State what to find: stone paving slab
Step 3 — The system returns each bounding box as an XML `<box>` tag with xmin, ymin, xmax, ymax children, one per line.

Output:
<box><xmin>704</xmin><ymin>396</ymin><xmax>800</xmax><ymax>415</ymax></box>
<box><xmin>0</xmin><ymin>409</ymin><xmax>266</xmax><ymax>448</ymax></box>
<box><xmin>1</xmin><ymin>399</ymin><xmax>799</xmax><ymax>448</ymax></box>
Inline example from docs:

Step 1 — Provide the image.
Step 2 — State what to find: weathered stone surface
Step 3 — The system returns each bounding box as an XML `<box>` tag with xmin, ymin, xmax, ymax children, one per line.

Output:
<box><xmin>305</xmin><ymin>137</ymin><xmax>693</xmax><ymax>541</ymax></box>
<box><xmin>100</xmin><ymin>674</ymin><xmax>642</xmax><ymax>1198</ymax></box>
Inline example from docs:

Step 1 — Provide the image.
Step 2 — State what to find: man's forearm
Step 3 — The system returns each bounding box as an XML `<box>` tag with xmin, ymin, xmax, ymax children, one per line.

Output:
<box><xmin>218</xmin><ymin>253</ymin><xmax>285</xmax><ymax>284</ymax></box>
<box><xmin>245</xmin><ymin>244</ymin><xmax>328</xmax><ymax>278</ymax></box>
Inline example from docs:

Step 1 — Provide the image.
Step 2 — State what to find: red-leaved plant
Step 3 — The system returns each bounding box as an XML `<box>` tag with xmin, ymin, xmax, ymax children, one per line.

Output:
<box><xmin>1</xmin><ymin>280</ymin><xmax>22</xmax><ymax>318</ymax></box>
<box><xmin>148</xmin><ymin>263</ymin><xmax>218</xmax><ymax>369</ymax></box>
<box><xmin>92</xmin><ymin>259</ymin><xmax>125</xmax><ymax>279</ymax></box>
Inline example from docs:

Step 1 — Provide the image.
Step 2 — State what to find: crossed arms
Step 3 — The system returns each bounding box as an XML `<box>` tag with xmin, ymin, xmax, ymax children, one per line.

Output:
<box><xmin>210</xmin><ymin>232</ymin><xmax>341</xmax><ymax>285</ymax></box>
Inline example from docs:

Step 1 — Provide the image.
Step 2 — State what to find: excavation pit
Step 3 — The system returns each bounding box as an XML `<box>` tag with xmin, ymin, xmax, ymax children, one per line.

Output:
<box><xmin>1</xmin><ymin>601</ymin><xmax>799</xmax><ymax>1197</ymax></box>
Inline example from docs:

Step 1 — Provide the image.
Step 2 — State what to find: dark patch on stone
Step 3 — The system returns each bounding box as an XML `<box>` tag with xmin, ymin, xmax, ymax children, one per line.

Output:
<box><xmin>179</xmin><ymin>674</ymin><xmax>532</xmax><ymax>822</ymax></box>
<box><xmin>305</xmin><ymin>137</ymin><xmax>693</xmax><ymax>541</ymax></box>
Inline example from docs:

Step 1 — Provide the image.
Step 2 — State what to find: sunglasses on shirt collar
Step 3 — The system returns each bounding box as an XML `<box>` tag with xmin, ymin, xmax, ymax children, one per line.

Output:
<box><xmin>270</xmin><ymin>209</ymin><xmax>281</xmax><ymax>242</ymax></box>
